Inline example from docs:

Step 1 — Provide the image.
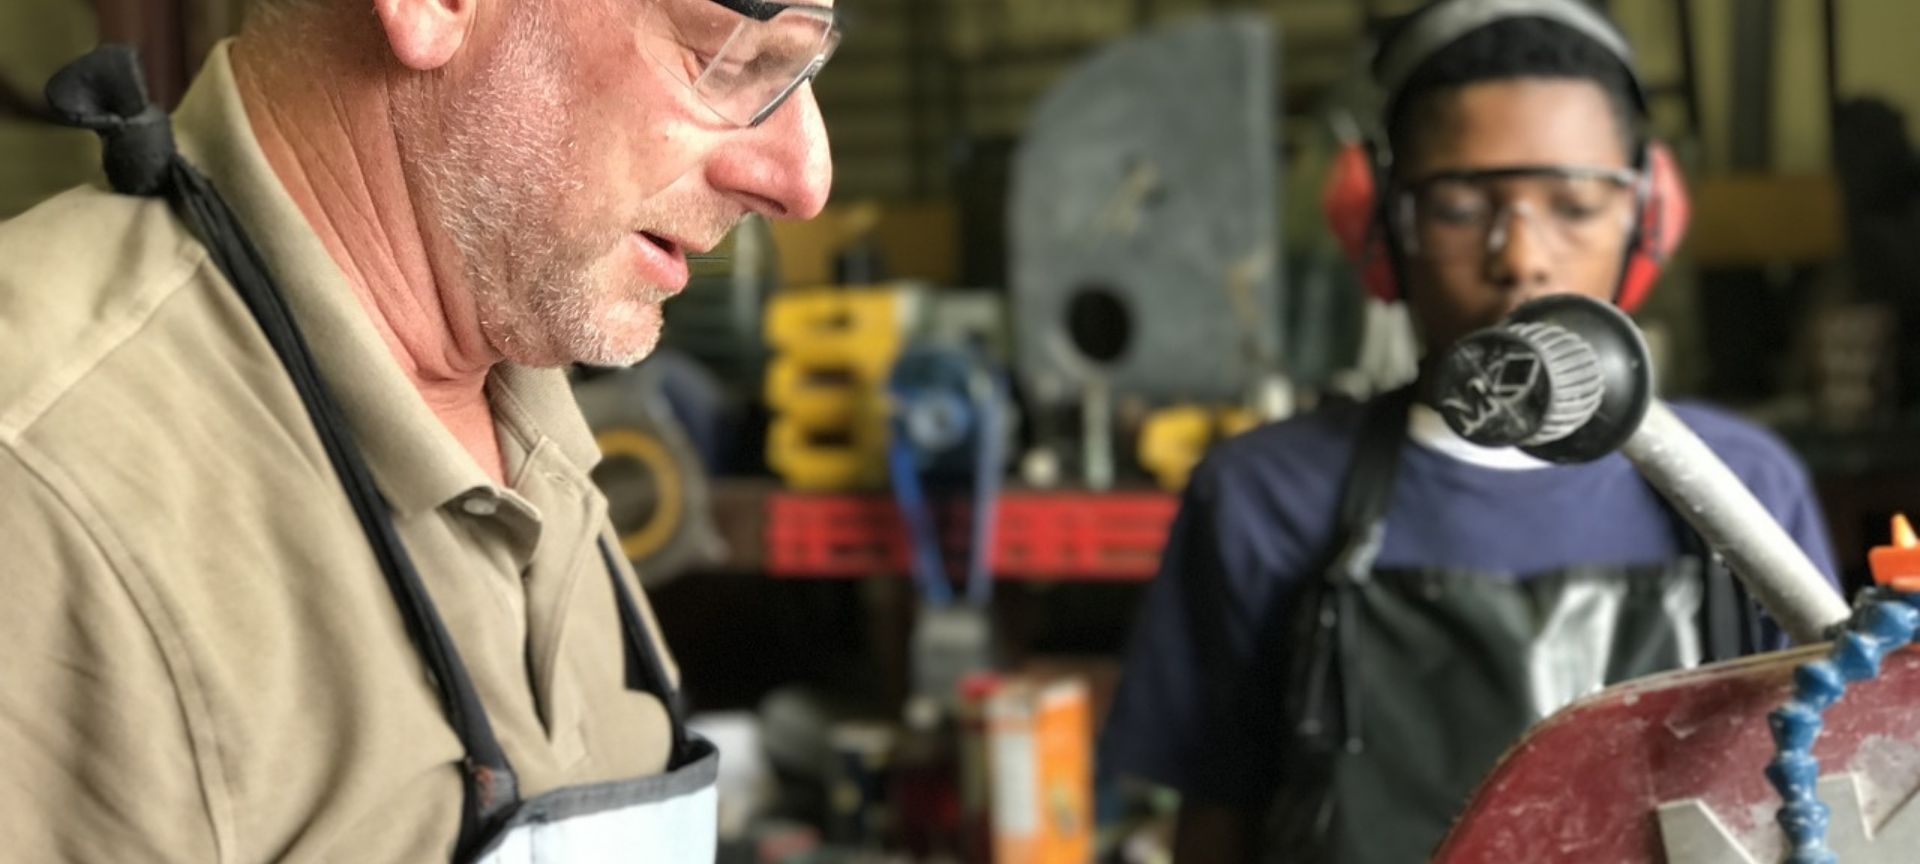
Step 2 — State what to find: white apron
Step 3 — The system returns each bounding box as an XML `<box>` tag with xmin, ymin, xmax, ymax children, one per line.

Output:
<box><xmin>460</xmin><ymin>544</ymin><xmax>721</xmax><ymax>864</ymax></box>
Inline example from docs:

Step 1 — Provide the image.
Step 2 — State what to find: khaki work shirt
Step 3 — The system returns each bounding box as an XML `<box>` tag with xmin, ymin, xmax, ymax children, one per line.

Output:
<box><xmin>0</xmin><ymin>43</ymin><xmax>677</xmax><ymax>863</ymax></box>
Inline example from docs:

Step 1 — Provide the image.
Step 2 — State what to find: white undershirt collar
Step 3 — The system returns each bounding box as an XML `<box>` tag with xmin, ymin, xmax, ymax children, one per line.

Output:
<box><xmin>1406</xmin><ymin>402</ymin><xmax>1553</xmax><ymax>471</ymax></box>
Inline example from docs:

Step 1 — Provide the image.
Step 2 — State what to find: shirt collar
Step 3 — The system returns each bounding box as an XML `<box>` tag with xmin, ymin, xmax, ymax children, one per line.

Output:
<box><xmin>171</xmin><ymin>40</ymin><xmax>602</xmax><ymax>516</ymax></box>
<box><xmin>1407</xmin><ymin>402</ymin><xmax>1552</xmax><ymax>471</ymax></box>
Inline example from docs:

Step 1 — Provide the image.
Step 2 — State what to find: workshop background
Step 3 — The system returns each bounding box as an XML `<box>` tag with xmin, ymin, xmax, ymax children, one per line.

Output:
<box><xmin>5</xmin><ymin>0</ymin><xmax>1920</xmax><ymax>861</ymax></box>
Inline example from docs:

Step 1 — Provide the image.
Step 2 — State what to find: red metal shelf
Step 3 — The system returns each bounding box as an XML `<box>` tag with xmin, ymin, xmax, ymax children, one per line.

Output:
<box><xmin>764</xmin><ymin>489</ymin><xmax>1177</xmax><ymax>581</ymax></box>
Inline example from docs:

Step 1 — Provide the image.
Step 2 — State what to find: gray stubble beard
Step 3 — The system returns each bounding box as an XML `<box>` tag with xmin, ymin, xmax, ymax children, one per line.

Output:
<box><xmin>392</xmin><ymin>0</ymin><xmax>667</xmax><ymax>369</ymax></box>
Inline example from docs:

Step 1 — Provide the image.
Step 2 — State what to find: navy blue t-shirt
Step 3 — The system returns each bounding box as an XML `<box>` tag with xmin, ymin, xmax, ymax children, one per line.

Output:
<box><xmin>1099</xmin><ymin>396</ymin><xmax>1839</xmax><ymax>806</ymax></box>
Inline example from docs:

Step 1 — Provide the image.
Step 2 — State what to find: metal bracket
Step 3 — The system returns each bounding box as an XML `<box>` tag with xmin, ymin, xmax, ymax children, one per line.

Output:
<box><xmin>1658</xmin><ymin>773</ymin><xmax>1920</xmax><ymax>863</ymax></box>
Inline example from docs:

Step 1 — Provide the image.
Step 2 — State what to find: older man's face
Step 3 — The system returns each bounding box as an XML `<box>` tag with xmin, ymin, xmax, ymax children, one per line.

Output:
<box><xmin>395</xmin><ymin>0</ymin><xmax>834</xmax><ymax>368</ymax></box>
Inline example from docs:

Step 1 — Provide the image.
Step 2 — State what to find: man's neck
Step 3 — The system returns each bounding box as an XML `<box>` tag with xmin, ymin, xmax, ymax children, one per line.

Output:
<box><xmin>230</xmin><ymin>32</ymin><xmax>506</xmax><ymax>483</ymax></box>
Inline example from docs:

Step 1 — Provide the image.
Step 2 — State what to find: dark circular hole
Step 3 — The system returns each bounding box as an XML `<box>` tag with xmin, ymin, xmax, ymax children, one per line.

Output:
<box><xmin>593</xmin><ymin>454</ymin><xmax>662</xmax><ymax>537</ymax></box>
<box><xmin>1066</xmin><ymin>286</ymin><xmax>1132</xmax><ymax>364</ymax></box>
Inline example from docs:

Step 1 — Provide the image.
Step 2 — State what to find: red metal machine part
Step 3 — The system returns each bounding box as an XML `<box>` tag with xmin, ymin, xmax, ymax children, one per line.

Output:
<box><xmin>1433</xmin><ymin>644</ymin><xmax>1920</xmax><ymax>862</ymax></box>
<box><xmin>1435</xmin><ymin>519</ymin><xmax>1920</xmax><ymax>863</ymax></box>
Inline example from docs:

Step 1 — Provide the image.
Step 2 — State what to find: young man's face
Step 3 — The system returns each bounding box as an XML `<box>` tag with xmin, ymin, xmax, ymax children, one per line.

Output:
<box><xmin>1394</xmin><ymin>78</ymin><xmax>1637</xmax><ymax>357</ymax></box>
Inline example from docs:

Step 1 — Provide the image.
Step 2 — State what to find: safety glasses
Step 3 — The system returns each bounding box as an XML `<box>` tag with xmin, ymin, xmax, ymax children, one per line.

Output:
<box><xmin>1393</xmin><ymin>166</ymin><xmax>1641</xmax><ymax>260</ymax></box>
<box><xmin>641</xmin><ymin>0</ymin><xmax>842</xmax><ymax>128</ymax></box>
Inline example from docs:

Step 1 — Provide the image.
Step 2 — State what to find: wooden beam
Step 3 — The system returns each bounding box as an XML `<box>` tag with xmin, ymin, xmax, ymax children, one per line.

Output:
<box><xmin>1688</xmin><ymin>174</ymin><xmax>1844</xmax><ymax>267</ymax></box>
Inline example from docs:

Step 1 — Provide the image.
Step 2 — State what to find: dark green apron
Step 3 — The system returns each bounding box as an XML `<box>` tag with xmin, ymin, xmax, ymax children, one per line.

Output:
<box><xmin>1261</xmin><ymin>387</ymin><xmax>1756</xmax><ymax>864</ymax></box>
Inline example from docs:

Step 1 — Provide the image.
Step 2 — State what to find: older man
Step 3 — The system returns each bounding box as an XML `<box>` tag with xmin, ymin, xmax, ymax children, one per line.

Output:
<box><xmin>0</xmin><ymin>0</ymin><xmax>832</xmax><ymax>861</ymax></box>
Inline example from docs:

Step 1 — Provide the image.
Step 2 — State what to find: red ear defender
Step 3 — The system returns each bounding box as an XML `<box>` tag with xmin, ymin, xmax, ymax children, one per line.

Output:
<box><xmin>1324</xmin><ymin>142</ymin><xmax>1401</xmax><ymax>303</ymax></box>
<box><xmin>1614</xmin><ymin>140</ymin><xmax>1690</xmax><ymax>312</ymax></box>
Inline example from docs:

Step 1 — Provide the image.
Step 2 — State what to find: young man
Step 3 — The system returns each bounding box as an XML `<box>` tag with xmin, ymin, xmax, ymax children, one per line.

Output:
<box><xmin>1100</xmin><ymin>2</ymin><xmax>1838</xmax><ymax>862</ymax></box>
<box><xmin>0</xmin><ymin>0</ymin><xmax>832</xmax><ymax>860</ymax></box>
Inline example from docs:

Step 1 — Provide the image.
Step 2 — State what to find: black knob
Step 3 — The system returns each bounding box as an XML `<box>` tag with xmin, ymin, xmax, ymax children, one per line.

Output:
<box><xmin>1432</xmin><ymin>294</ymin><xmax>1654</xmax><ymax>464</ymax></box>
<box><xmin>1435</xmin><ymin>320</ymin><xmax>1605</xmax><ymax>447</ymax></box>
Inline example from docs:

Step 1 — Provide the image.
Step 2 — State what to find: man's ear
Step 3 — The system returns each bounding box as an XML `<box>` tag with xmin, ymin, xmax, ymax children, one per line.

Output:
<box><xmin>373</xmin><ymin>0</ymin><xmax>473</xmax><ymax>71</ymax></box>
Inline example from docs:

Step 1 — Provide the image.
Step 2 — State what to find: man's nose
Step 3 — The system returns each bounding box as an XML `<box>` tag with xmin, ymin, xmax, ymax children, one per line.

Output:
<box><xmin>706</xmin><ymin>83</ymin><xmax>833</xmax><ymax>221</ymax></box>
<box><xmin>1483</xmin><ymin>205</ymin><xmax>1554</xmax><ymax>293</ymax></box>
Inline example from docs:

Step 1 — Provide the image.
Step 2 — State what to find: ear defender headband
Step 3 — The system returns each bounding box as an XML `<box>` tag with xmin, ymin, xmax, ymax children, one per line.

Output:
<box><xmin>1322</xmin><ymin>0</ymin><xmax>1690</xmax><ymax>312</ymax></box>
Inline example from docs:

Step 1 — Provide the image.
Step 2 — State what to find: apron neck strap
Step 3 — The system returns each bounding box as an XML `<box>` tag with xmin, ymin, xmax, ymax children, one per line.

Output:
<box><xmin>1328</xmin><ymin>385</ymin><xmax>1418</xmax><ymax>581</ymax></box>
<box><xmin>1286</xmin><ymin>385</ymin><xmax>1418</xmax><ymax>754</ymax></box>
<box><xmin>46</xmin><ymin>44</ymin><xmax>522</xmax><ymax>858</ymax></box>
<box><xmin>600</xmin><ymin>540</ymin><xmax>693</xmax><ymax>764</ymax></box>
<box><xmin>1654</xmin><ymin>481</ymin><xmax>1761</xmax><ymax>661</ymax></box>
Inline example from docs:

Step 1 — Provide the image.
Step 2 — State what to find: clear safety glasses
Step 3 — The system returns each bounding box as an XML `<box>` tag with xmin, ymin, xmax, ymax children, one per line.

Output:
<box><xmin>640</xmin><ymin>0</ymin><xmax>841</xmax><ymax>128</ymax></box>
<box><xmin>1394</xmin><ymin>166</ymin><xmax>1641</xmax><ymax>260</ymax></box>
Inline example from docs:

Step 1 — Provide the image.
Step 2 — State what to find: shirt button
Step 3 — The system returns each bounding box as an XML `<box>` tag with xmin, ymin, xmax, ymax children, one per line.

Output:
<box><xmin>462</xmin><ymin>495</ymin><xmax>499</xmax><ymax>517</ymax></box>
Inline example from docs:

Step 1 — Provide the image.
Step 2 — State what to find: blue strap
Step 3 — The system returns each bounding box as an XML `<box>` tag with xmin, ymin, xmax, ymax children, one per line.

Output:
<box><xmin>886</xmin><ymin>353</ymin><xmax>1006</xmax><ymax>609</ymax></box>
<box><xmin>889</xmin><ymin>431</ymin><xmax>955</xmax><ymax>607</ymax></box>
<box><xmin>962</xmin><ymin>372</ymin><xmax>1007</xmax><ymax>608</ymax></box>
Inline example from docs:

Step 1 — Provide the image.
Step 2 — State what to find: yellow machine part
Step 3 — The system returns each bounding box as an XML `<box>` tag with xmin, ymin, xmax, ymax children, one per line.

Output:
<box><xmin>763</xmin><ymin>287</ymin><xmax>912</xmax><ymax>491</ymax></box>
<box><xmin>764</xmin><ymin>355</ymin><xmax>882</xmax><ymax>426</ymax></box>
<box><xmin>766</xmin><ymin>414</ymin><xmax>890</xmax><ymax>491</ymax></box>
<box><xmin>763</xmin><ymin>288</ymin><xmax>907</xmax><ymax>360</ymax></box>
<box><xmin>1138</xmin><ymin>405</ymin><xmax>1259</xmax><ymax>491</ymax></box>
<box><xmin>594</xmin><ymin>427</ymin><xmax>686</xmax><ymax>564</ymax></box>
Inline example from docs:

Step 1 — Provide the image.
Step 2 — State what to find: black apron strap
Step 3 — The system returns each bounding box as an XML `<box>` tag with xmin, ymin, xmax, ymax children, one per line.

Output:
<box><xmin>1667</xmin><ymin>501</ymin><xmax>1761</xmax><ymax>662</ymax></box>
<box><xmin>1287</xmin><ymin>385</ymin><xmax>1416</xmax><ymax>753</ymax></box>
<box><xmin>1258</xmin><ymin>387</ymin><xmax>1416</xmax><ymax>858</ymax></box>
<box><xmin>1332</xmin><ymin>386</ymin><xmax>1418</xmax><ymax>576</ymax></box>
<box><xmin>599</xmin><ymin>539</ymin><xmax>693</xmax><ymax>768</ymax></box>
<box><xmin>46</xmin><ymin>45</ymin><xmax>517</xmax><ymax>859</ymax></box>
